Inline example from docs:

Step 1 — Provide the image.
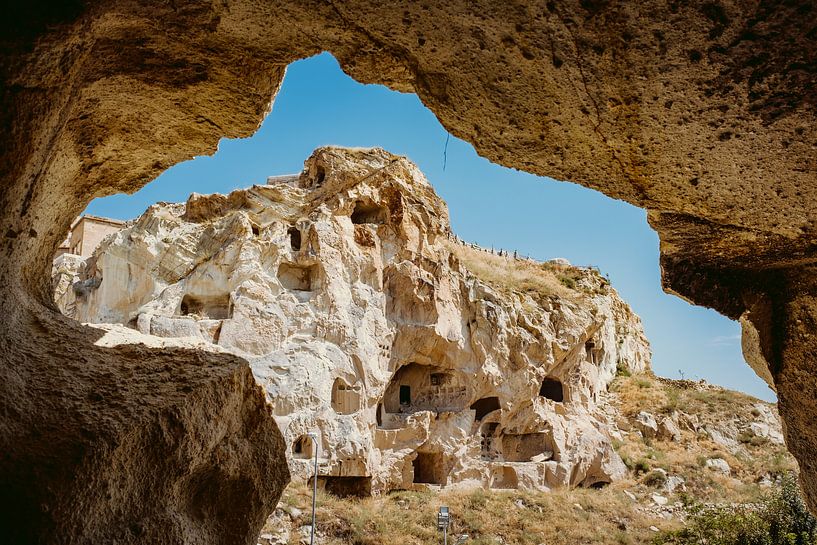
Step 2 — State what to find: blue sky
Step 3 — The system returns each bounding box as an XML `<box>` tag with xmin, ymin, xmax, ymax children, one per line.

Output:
<box><xmin>87</xmin><ymin>53</ymin><xmax>773</xmax><ymax>401</ymax></box>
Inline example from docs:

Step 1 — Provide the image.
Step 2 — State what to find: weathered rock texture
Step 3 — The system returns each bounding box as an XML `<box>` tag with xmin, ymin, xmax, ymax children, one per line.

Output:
<box><xmin>58</xmin><ymin>147</ymin><xmax>651</xmax><ymax>494</ymax></box>
<box><xmin>0</xmin><ymin>311</ymin><xmax>288</xmax><ymax>545</ymax></box>
<box><xmin>3</xmin><ymin>0</ymin><xmax>817</xmax><ymax>539</ymax></box>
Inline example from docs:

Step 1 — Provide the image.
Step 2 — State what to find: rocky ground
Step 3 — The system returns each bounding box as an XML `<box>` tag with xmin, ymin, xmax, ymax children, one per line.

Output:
<box><xmin>257</xmin><ymin>372</ymin><xmax>794</xmax><ymax>545</ymax></box>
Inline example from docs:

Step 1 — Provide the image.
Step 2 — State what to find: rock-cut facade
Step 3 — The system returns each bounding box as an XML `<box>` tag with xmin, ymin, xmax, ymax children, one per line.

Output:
<box><xmin>54</xmin><ymin>147</ymin><xmax>651</xmax><ymax>496</ymax></box>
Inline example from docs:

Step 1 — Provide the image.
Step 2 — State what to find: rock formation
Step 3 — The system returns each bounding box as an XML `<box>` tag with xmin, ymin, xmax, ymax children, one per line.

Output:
<box><xmin>57</xmin><ymin>147</ymin><xmax>651</xmax><ymax>494</ymax></box>
<box><xmin>4</xmin><ymin>1</ymin><xmax>817</xmax><ymax>541</ymax></box>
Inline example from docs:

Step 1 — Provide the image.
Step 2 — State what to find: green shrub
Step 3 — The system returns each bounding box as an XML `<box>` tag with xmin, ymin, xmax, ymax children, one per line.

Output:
<box><xmin>643</xmin><ymin>470</ymin><xmax>668</xmax><ymax>488</ymax></box>
<box><xmin>615</xmin><ymin>359</ymin><xmax>631</xmax><ymax>378</ymax></box>
<box><xmin>654</xmin><ymin>473</ymin><xmax>817</xmax><ymax>545</ymax></box>
<box><xmin>621</xmin><ymin>453</ymin><xmax>651</xmax><ymax>474</ymax></box>
<box><xmin>632</xmin><ymin>458</ymin><xmax>651</xmax><ymax>474</ymax></box>
<box><xmin>559</xmin><ymin>275</ymin><xmax>577</xmax><ymax>290</ymax></box>
<box><xmin>661</xmin><ymin>388</ymin><xmax>681</xmax><ymax>414</ymax></box>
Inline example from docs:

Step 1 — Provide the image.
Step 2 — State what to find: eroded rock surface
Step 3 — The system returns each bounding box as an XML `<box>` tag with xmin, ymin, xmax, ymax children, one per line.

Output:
<box><xmin>0</xmin><ymin>311</ymin><xmax>288</xmax><ymax>545</ymax></box>
<box><xmin>4</xmin><ymin>0</ymin><xmax>817</xmax><ymax>537</ymax></box>
<box><xmin>58</xmin><ymin>147</ymin><xmax>651</xmax><ymax>493</ymax></box>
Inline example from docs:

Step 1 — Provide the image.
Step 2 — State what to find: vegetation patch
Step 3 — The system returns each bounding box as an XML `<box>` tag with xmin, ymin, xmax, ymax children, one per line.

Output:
<box><xmin>655</xmin><ymin>474</ymin><xmax>817</xmax><ymax>545</ymax></box>
<box><xmin>446</xmin><ymin>241</ymin><xmax>608</xmax><ymax>301</ymax></box>
<box><xmin>269</xmin><ymin>482</ymin><xmax>677</xmax><ymax>545</ymax></box>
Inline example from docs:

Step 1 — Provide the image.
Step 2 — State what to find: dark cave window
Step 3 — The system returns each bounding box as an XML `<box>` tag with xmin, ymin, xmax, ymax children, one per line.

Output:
<box><xmin>539</xmin><ymin>377</ymin><xmax>564</xmax><ymax>402</ymax></box>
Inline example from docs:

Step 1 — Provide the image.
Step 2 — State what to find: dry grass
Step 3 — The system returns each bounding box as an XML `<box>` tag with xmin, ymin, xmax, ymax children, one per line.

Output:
<box><xmin>270</xmin><ymin>481</ymin><xmax>678</xmax><ymax>545</ymax></box>
<box><xmin>613</xmin><ymin>373</ymin><xmax>669</xmax><ymax>418</ymax></box>
<box><xmin>446</xmin><ymin>242</ymin><xmax>604</xmax><ymax>301</ymax></box>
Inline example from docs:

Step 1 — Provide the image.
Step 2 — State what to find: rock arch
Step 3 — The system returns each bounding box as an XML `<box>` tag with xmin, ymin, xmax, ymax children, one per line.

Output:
<box><xmin>470</xmin><ymin>396</ymin><xmax>501</xmax><ymax>421</ymax></box>
<box><xmin>3</xmin><ymin>2</ymin><xmax>817</xmax><ymax>542</ymax></box>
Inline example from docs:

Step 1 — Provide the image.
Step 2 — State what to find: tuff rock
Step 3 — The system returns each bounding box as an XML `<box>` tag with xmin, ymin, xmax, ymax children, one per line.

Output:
<box><xmin>57</xmin><ymin>147</ymin><xmax>651</xmax><ymax>493</ymax></box>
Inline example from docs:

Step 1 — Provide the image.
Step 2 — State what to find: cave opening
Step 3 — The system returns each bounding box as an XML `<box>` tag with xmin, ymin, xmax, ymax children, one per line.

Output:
<box><xmin>383</xmin><ymin>363</ymin><xmax>468</xmax><ymax>414</ymax></box>
<box><xmin>501</xmin><ymin>433</ymin><xmax>554</xmax><ymax>463</ymax></box>
<box><xmin>399</xmin><ymin>385</ymin><xmax>411</xmax><ymax>406</ymax></box>
<box><xmin>585</xmin><ymin>340</ymin><xmax>598</xmax><ymax>364</ymax></box>
<box><xmin>277</xmin><ymin>262</ymin><xmax>317</xmax><ymax>291</ymax></box>
<box><xmin>413</xmin><ymin>452</ymin><xmax>447</xmax><ymax>485</ymax></box>
<box><xmin>316</xmin><ymin>476</ymin><xmax>372</xmax><ymax>498</ymax></box>
<box><xmin>314</xmin><ymin>165</ymin><xmax>326</xmax><ymax>187</ymax></box>
<box><xmin>539</xmin><ymin>377</ymin><xmax>564</xmax><ymax>402</ymax></box>
<box><xmin>292</xmin><ymin>435</ymin><xmax>314</xmax><ymax>459</ymax></box>
<box><xmin>351</xmin><ymin>201</ymin><xmax>388</xmax><ymax>225</ymax></box>
<box><xmin>480</xmin><ymin>422</ymin><xmax>500</xmax><ymax>460</ymax></box>
<box><xmin>288</xmin><ymin>227</ymin><xmax>302</xmax><ymax>251</ymax></box>
<box><xmin>179</xmin><ymin>293</ymin><xmax>231</xmax><ymax>320</ymax></box>
<box><xmin>470</xmin><ymin>396</ymin><xmax>501</xmax><ymax>421</ymax></box>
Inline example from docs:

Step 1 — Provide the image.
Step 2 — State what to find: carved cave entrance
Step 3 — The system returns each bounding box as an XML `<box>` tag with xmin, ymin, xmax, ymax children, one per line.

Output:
<box><xmin>278</xmin><ymin>262</ymin><xmax>318</xmax><ymax>292</ymax></box>
<box><xmin>413</xmin><ymin>452</ymin><xmax>447</xmax><ymax>485</ymax></box>
<box><xmin>383</xmin><ymin>362</ymin><xmax>468</xmax><ymax>415</ymax></box>
<box><xmin>316</xmin><ymin>476</ymin><xmax>372</xmax><ymax>498</ymax></box>
<box><xmin>292</xmin><ymin>435</ymin><xmax>315</xmax><ymax>460</ymax></box>
<box><xmin>470</xmin><ymin>396</ymin><xmax>501</xmax><ymax>421</ymax></box>
<box><xmin>179</xmin><ymin>293</ymin><xmax>231</xmax><ymax>320</ymax></box>
<box><xmin>539</xmin><ymin>377</ymin><xmax>564</xmax><ymax>402</ymax></box>
<box><xmin>585</xmin><ymin>340</ymin><xmax>601</xmax><ymax>365</ymax></box>
<box><xmin>288</xmin><ymin>227</ymin><xmax>302</xmax><ymax>251</ymax></box>
<box><xmin>501</xmin><ymin>433</ymin><xmax>554</xmax><ymax>463</ymax></box>
<box><xmin>480</xmin><ymin>422</ymin><xmax>500</xmax><ymax>460</ymax></box>
<box><xmin>351</xmin><ymin>201</ymin><xmax>388</xmax><ymax>225</ymax></box>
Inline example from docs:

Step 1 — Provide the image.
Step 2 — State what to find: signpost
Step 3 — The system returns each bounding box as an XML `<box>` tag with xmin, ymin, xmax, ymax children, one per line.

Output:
<box><xmin>308</xmin><ymin>432</ymin><xmax>319</xmax><ymax>545</ymax></box>
<box><xmin>437</xmin><ymin>506</ymin><xmax>450</xmax><ymax>545</ymax></box>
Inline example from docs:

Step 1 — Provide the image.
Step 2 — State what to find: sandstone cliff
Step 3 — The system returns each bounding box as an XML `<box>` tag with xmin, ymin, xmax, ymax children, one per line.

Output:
<box><xmin>56</xmin><ymin>147</ymin><xmax>651</xmax><ymax>494</ymax></box>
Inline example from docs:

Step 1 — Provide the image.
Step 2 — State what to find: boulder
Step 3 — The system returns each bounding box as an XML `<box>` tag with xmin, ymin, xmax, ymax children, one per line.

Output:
<box><xmin>705</xmin><ymin>458</ymin><xmax>732</xmax><ymax>476</ymax></box>
<box><xmin>658</xmin><ymin>415</ymin><xmax>682</xmax><ymax>442</ymax></box>
<box><xmin>635</xmin><ymin>411</ymin><xmax>659</xmax><ymax>438</ymax></box>
<box><xmin>665</xmin><ymin>475</ymin><xmax>686</xmax><ymax>494</ymax></box>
